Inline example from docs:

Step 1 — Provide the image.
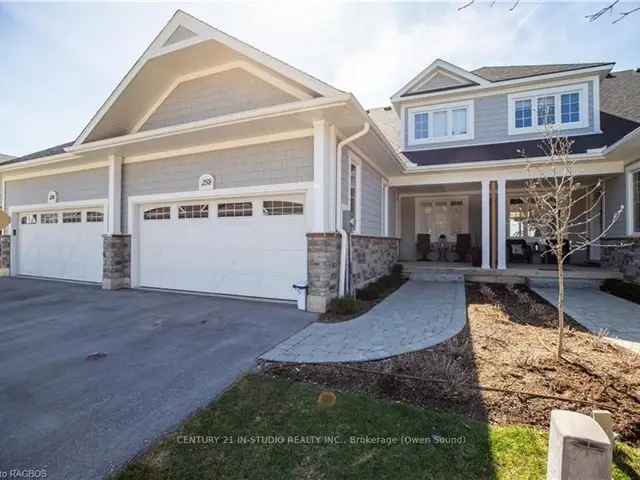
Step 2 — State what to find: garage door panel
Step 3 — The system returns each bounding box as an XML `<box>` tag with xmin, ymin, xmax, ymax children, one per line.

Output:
<box><xmin>138</xmin><ymin>196</ymin><xmax>306</xmax><ymax>300</ymax></box>
<box><xmin>17</xmin><ymin>210</ymin><xmax>104</xmax><ymax>283</ymax></box>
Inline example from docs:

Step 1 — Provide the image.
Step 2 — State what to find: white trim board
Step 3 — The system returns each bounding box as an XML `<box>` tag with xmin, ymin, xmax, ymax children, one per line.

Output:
<box><xmin>131</xmin><ymin>60</ymin><xmax>313</xmax><ymax>134</ymax></box>
<box><xmin>68</xmin><ymin>95</ymin><xmax>349</xmax><ymax>155</ymax></box>
<box><xmin>393</xmin><ymin>67</ymin><xmax>611</xmax><ymax>105</ymax></box>
<box><xmin>124</xmin><ymin>129</ymin><xmax>314</xmax><ymax>164</ymax></box>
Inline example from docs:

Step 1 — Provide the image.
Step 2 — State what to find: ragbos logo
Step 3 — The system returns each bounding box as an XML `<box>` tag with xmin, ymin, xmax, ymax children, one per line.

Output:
<box><xmin>0</xmin><ymin>469</ymin><xmax>47</xmax><ymax>478</ymax></box>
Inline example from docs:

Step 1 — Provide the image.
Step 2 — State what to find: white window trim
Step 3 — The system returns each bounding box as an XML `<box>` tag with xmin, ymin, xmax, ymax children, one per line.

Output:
<box><xmin>507</xmin><ymin>83</ymin><xmax>589</xmax><ymax>136</ymax></box>
<box><xmin>381</xmin><ymin>178</ymin><xmax>389</xmax><ymax>237</ymax></box>
<box><xmin>407</xmin><ymin>100</ymin><xmax>475</xmax><ymax>147</ymax></box>
<box><xmin>413</xmin><ymin>195</ymin><xmax>470</xmax><ymax>242</ymax></box>
<box><xmin>348</xmin><ymin>152</ymin><xmax>362</xmax><ymax>234</ymax></box>
<box><xmin>626</xmin><ymin>164</ymin><xmax>640</xmax><ymax>237</ymax></box>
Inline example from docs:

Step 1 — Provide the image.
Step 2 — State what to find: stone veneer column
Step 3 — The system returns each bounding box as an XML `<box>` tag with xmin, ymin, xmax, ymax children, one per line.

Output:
<box><xmin>306</xmin><ymin>233</ymin><xmax>341</xmax><ymax>313</ymax></box>
<box><xmin>602</xmin><ymin>239</ymin><xmax>640</xmax><ymax>283</ymax></box>
<box><xmin>102</xmin><ymin>234</ymin><xmax>131</xmax><ymax>290</ymax></box>
<box><xmin>0</xmin><ymin>235</ymin><xmax>10</xmax><ymax>276</ymax></box>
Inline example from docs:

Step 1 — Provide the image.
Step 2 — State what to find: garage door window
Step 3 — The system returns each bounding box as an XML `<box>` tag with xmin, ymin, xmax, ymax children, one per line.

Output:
<box><xmin>63</xmin><ymin>212</ymin><xmax>82</xmax><ymax>223</ymax></box>
<box><xmin>179</xmin><ymin>204</ymin><xmax>209</xmax><ymax>219</ymax></box>
<box><xmin>263</xmin><ymin>200</ymin><xmax>303</xmax><ymax>216</ymax></box>
<box><xmin>144</xmin><ymin>207</ymin><xmax>171</xmax><ymax>220</ymax></box>
<box><xmin>21</xmin><ymin>214</ymin><xmax>37</xmax><ymax>225</ymax></box>
<box><xmin>218</xmin><ymin>202</ymin><xmax>253</xmax><ymax>217</ymax></box>
<box><xmin>86</xmin><ymin>211</ymin><xmax>104</xmax><ymax>223</ymax></box>
<box><xmin>41</xmin><ymin>213</ymin><xmax>59</xmax><ymax>224</ymax></box>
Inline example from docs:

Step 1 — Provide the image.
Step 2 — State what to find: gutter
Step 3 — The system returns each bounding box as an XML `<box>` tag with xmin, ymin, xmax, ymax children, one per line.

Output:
<box><xmin>336</xmin><ymin>122</ymin><xmax>370</xmax><ymax>297</ymax></box>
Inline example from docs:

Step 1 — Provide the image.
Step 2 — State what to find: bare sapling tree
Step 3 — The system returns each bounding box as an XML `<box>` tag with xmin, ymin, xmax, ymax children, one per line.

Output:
<box><xmin>524</xmin><ymin>128</ymin><xmax>624</xmax><ymax>360</ymax></box>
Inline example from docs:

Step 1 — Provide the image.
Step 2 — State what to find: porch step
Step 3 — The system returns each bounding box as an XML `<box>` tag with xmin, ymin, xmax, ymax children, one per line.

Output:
<box><xmin>527</xmin><ymin>277</ymin><xmax>603</xmax><ymax>289</ymax></box>
<box><xmin>409</xmin><ymin>271</ymin><xmax>465</xmax><ymax>282</ymax></box>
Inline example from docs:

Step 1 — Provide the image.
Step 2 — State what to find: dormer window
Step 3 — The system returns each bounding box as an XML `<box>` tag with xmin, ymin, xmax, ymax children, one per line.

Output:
<box><xmin>508</xmin><ymin>83</ymin><xmax>588</xmax><ymax>135</ymax></box>
<box><xmin>407</xmin><ymin>100</ymin><xmax>474</xmax><ymax>146</ymax></box>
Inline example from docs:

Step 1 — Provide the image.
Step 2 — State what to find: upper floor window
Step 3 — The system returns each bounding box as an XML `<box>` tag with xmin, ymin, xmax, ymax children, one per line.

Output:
<box><xmin>508</xmin><ymin>83</ymin><xmax>589</xmax><ymax>135</ymax></box>
<box><xmin>407</xmin><ymin>100</ymin><xmax>474</xmax><ymax>146</ymax></box>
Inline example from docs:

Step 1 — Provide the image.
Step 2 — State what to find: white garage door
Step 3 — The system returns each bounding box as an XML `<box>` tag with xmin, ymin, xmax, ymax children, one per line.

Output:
<box><xmin>138</xmin><ymin>195</ymin><xmax>307</xmax><ymax>300</ymax></box>
<box><xmin>17</xmin><ymin>208</ymin><xmax>104</xmax><ymax>282</ymax></box>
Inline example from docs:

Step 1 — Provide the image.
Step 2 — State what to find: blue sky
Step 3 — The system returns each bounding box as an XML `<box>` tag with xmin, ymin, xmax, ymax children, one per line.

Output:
<box><xmin>1</xmin><ymin>1</ymin><xmax>638</xmax><ymax>157</ymax></box>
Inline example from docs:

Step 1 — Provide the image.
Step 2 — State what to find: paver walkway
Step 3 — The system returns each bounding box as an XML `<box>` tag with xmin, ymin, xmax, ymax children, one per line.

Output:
<box><xmin>533</xmin><ymin>287</ymin><xmax>640</xmax><ymax>354</ymax></box>
<box><xmin>261</xmin><ymin>279</ymin><xmax>467</xmax><ymax>363</ymax></box>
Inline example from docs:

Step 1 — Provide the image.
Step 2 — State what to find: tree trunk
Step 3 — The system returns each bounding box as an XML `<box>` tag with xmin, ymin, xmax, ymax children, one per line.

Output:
<box><xmin>556</xmin><ymin>255</ymin><xmax>565</xmax><ymax>360</ymax></box>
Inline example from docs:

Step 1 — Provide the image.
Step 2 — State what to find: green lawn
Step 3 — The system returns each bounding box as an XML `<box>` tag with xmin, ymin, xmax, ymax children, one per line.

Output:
<box><xmin>113</xmin><ymin>375</ymin><xmax>640</xmax><ymax>480</ymax></box>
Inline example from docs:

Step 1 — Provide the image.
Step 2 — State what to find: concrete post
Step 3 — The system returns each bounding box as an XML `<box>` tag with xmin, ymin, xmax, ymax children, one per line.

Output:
<box><xmin>547</xmin><ymin>409</ymin><xmax>611</xmax><ymax>480</ymax></box>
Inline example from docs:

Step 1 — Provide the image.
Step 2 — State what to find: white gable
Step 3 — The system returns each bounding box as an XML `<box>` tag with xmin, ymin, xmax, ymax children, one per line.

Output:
<box><xmin>407</xmin><ymin>71</ymin><xmax>473</xmax><ymax>95</ymax></box>
<box><xmin>163</xmin><ymin>25</ymin><xmax>197</xmax><ymax>46</ymax></box>
<box><xmin>74</xmin><ymin>10</ymin><xmax>344</xmax><ymax>145</ymax></box>
<box><xmin>391</xmin><ymin>59</ymin><xmax>489</xmax><ymax>101</ymax></box>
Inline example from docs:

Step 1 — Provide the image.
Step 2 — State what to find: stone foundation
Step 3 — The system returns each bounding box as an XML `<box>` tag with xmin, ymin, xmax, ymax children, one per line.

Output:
<box><xmin>351</xmin><ymin>235</ymin><xmax>400</xmax><ymax>290</ymax></box>
<box><xmin>103</xmin><ymin>234</ymin><xmax>131</xmax><ymax>290</ymax></box>
<box><xmin>0</xmin><ymin>235</ymin><xmax>10</xmax><ymax>276</ymax></box>
<box><xmin>601</xmin><ymin>238</ymin><xmax>640</xmax><ymax>284</ymax></box>
<box><xmin>306</xmin><ymin>233</ymin><xmax>401</xmax><ymax>313</ymax></box>
<box><xmin>306</xmin><ymin>233</ymin><xmax>341</xmax><ymax>313</ymax></box>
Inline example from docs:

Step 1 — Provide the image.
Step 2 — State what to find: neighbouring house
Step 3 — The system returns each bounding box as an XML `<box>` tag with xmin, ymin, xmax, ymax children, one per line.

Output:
<box><xmin>0</xmin><ymin>10</ymin><xmax>638</xmax><ymax>312</ymax></box>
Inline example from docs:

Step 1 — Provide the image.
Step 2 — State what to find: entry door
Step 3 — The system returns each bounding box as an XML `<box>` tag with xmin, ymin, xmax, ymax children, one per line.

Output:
<box><xmin>137</xmin><ymin>196</ymin><xmax>307</xmax><ymax>300</ymax></box>
<box><xmin>17</xmin><ymin>209</ymin><xmax>104</xmax><ymax>282</ymax></box>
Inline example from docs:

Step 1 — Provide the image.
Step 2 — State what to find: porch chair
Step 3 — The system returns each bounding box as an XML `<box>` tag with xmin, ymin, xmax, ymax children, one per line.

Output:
<box><xmin>543</xmin><ymin>239</ymin><xmax>571</xmax><ymax>265</ymax></box>
<box><xmin>506</xmin><ymin>239</ymin><xmax>533</xmax><ymax>264</ymax></box>
<box><xmin>455</xmin><ymin>234</ymin><xmax>471</xmax><ymax>262</ymax></box>
<box><xmin>416</xmin><ymin>234</ymin><xmax>431</xmax><ymax>261</ymax></box>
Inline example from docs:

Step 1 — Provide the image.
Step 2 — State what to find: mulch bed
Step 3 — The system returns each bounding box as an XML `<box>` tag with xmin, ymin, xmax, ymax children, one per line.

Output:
<box><xmin>262</xmin><ymin>283</ymin><xmax>640</xmax><ymax>445</ymax></box>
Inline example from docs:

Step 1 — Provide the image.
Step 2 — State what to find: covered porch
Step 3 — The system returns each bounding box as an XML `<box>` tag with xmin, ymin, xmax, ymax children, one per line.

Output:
<box><xmin>390</xmin><ymin>171</ymin><xmax>625</xmax><ymax>274</ymax></box>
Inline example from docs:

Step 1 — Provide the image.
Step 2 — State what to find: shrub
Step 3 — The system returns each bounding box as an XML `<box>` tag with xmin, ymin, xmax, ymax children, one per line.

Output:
<box><xmin>391</xmin><ymin>263</ymin><xmax>404</xmax><ymax>280</ymax></box>
<box><xmin>328</xmin><ymin>296</ymin><xmax>365</xmax><ymax>315</ymax></box>
<box><xmin>356</xmin><ymin>283</ymin><xmax>383</xmax><ymax>301</ymax></box>
<box><xmin>601</xmin><ymin>279</ymin><xmax>640</xmax><ymax>305</ymax></box>
<box><xmin>377</xmin><ymin>274</ymin><xmax>395</xmax><ymax>290</ymax></box>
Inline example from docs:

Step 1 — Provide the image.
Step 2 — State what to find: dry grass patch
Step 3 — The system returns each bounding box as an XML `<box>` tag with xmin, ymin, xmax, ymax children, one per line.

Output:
<box><xmin>265</xmin><ymin>283</ymin><xmax>640</xmax><ymax>445</ymax></box>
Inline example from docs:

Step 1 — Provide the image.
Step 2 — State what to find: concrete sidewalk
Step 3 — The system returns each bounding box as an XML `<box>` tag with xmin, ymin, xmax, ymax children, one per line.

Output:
<box><xmin>261</xmin><ymin>279</ymin><xmax>467</xmax><ymax>363</ymax></box>
<box><xmin>533</xmin><ymin>286</ymin><xmax>640</xmax><ymax>353</ymax></box>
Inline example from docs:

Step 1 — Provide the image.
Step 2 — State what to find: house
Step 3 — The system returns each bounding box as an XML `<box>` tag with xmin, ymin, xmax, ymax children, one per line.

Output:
<box><xmin>0</xmin><ymin>10</ymin><xmax>638</xmax><ymax>313</ymax></box>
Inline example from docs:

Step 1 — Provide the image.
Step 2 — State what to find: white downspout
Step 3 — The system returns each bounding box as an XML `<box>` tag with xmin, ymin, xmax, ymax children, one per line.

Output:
<box><xmin>336</xmin><ymin>122</ymin><xmax>370</xmax><ymax>297</ymax></box>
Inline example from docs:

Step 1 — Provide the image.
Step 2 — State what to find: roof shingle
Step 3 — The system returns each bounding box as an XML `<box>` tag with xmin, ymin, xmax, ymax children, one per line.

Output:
<box><xmin>471</xmin><ymin>63</ymin><xmax>613</xmax><ymax>82</ymax></box>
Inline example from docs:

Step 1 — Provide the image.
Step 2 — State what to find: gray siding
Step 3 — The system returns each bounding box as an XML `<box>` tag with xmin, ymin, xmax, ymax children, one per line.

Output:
<box><xmin>404</xmin><ymin>80</ymin><xmax>596</xmax><ymax>151</ymax></box>
<box><xmin>4</xmin><ymin>168</ymin><xmax>108</xmax><ymax>208</ymax></box>
<box><xmin>388</xmin><ymin>187</ymin><xmax>398</xmax><ymax>237</ymax></box>
<box><xmin>141</xmin><ymin>68</ymin><xmax>297</xmax><ymax>131</ymax></box>
<box><xmin>341</xmin><ymin>148</ymin><xmax>384</xmax><ymax>236</ymax></box>
<box><xmin>361</xmin><ymin>162</ymin><xmax>382</xmax><ymax>235</ymax></box>
<box><xmin>122</xmin><ymin>137</ymin><xmax>313</xmax><ymax>230</ymax></box>
<box><xmin>604</xmin><ymin>174</ymin><xmax>628</xmax><ymax>237</ymax></box>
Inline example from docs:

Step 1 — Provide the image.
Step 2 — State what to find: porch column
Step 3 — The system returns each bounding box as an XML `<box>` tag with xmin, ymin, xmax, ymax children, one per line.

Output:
<box><xmin>312</xmin><ymin>120</ymin><xmax>335</xmax><ymax>232</ymax></box>
<box><xmin>481</xmin><ymin>180</ymin><xmax>491</xmax><ymax>269</ymax></box>
<box><xmin>497</xmin><ymin>179</ymin><xmax>507</xmax><ymax>270</ymax></box>
<box><xmin>107</xmin><ymin>154</ymin><xmax>122</xmax><ymax>234</ymax></box>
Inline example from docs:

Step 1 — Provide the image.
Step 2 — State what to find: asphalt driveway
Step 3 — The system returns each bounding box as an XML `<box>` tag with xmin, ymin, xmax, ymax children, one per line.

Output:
<box><xmin>0</xmin><ymin>278</ymin><xmax>315</xmax><ymax>480</ymax></box>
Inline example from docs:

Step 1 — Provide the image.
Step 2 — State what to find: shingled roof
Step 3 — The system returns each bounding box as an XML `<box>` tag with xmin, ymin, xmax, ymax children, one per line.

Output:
<box><xmin>471</xmin><ymin>63</ymin><xmax>613</xmax><ymax>82</ymax></box>
<box><xmin>0</xmin><ymin>142</ymin><xmax>73</xmax><ymax>166</ymax></box>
